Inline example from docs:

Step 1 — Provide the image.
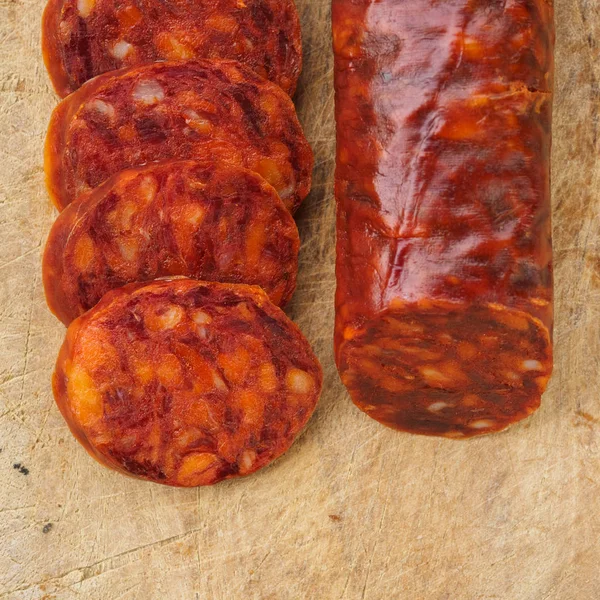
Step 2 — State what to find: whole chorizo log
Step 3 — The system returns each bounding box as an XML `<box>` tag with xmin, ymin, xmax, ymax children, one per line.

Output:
<box><xmin>42</xmin><ymin>0</ymin><xmax>302</xmax><ymax>97</ymax></box>
<box><xmin>43</xmin><ymin>160</ymin><xmax>299</xmax><ymax>325</ymax></box>
<box><xmin>332</xmin><ymin>0</ymin><xmax>554</xmax><ymax>437</ymax></box>
<box><xmin>52</xmin><ymin>278</ymin><xmax>323</xmax><ymax>486</ymax></box>
<box><xmin>45</xmin><ymin>59</ymin><xmax>313</xmax><ymax>212</ymax></box>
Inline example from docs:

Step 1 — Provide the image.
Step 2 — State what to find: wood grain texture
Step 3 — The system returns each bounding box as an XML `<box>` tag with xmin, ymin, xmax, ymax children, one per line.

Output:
<box><xmin>0</xmin><ymin>1</ymin><xmax>599</xmax><ymax>598</ymax></box>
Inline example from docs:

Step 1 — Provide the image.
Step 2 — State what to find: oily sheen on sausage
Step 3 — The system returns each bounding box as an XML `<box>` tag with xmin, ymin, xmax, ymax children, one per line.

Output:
<box><xmin>52</xmin><ymin>279</ymin><xmax>323</xmax><ymax>486</ymax></box>
<box><xmin>333</xmin><ymin>0</ymin><xmax>554</xmax><ymax>437</ymax></box>
<box><xmin>45</xmin><ymin>59</ymin><xmax>313</xmax><ymax>212</ymax></box>
<box><xmin>42</xmin><ymin>0</ymin><xmax>302</xmax><ymax>97</ymax></box>
<box><xmin>43</xmin><ymin>160</ymin><xmax>300</xmax><ymax>325</ymax></box>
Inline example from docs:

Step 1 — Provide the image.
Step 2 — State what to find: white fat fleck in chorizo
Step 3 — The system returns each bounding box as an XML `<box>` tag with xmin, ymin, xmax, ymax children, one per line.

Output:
<box><xmin>132</xmin><ymin>79</ymin><xmax>165</xmax><ymax>104</ymax></box>
<box><xmin>111</xmin><ymin>40</ymin><xmax>133</xmax><ymax>60</ymax></box>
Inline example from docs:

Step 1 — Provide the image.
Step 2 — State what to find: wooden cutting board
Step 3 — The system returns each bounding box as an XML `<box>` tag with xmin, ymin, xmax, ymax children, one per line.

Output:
<box><xmin>1</xmin><ymin>1</ymin><xmax>599</xmax><ymax>598</ymax></box>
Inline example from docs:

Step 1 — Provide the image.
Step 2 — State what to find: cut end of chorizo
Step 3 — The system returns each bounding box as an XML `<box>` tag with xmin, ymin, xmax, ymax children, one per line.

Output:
<box><xmin>44</xmin><ymin>59</ymin><xmax>313</xmax><ymax>212</ymax></box>
<box><xmin>42</xmin><ymin>0</ymin><xmax>302</xmax><ymax>97</ymax></box>
<box><xmin>43</xmin><ymin>159</ymin><xmax>299</xmax><ymax>325</ymax></box>
<box><xmin>337</xmin><ymin>301</ymin><xmax>552</xmax><ymax>438</ymax></box>
<box><xmin>52</xmin><ymin>278</ymin><xmax>323</xmax><ymax>486</ymax></box>
<box><xmin>332</xmin><ymin>0</ymin><xmax>554</xmax><ymax>436</ymax></box>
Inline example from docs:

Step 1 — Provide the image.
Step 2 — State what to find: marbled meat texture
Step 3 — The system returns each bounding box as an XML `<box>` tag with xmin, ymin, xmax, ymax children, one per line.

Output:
<box><xmin>52</xmin><ymin>278</ymin><xmax>323</xmax><ymax>486</ymax></box>
<box><xmin>43</xmin><ymin>160</ymin><xmax>300</xmax><ymax>325</ymax></box>
<box><xmin>45</xmin><ymin>59</ymin><xmax>313</xmax><ymax>212</ymax></box>
<box><xmin>42</xmin><ymin>0</ymin><xmax>302</xmax><ymax>97</ymax></box>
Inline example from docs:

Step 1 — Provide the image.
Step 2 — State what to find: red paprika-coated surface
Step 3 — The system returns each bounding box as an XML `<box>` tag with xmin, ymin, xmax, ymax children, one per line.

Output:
<box><xmin>43</xmin><ymin>160</ymin><xmax>299</xmax><ymax>325</ymax></box>
<box><xmin>333</xmin><ymin>0</ymin><xmax>554</xmax><ymax>438</ymax></box>
<box><xmin>45</xmin><ymin>59</ymin><xmax>313</xmax><ymax>212</ymax></box>
<box><xmin>52</xmin><ymin>279</ymin><xmax>323</xmax><ymax>486</ymax></box>
<box><xmin>42</xmin><ymin>0</ymin><xmax>302</xmax><ymax>98</ymax></box>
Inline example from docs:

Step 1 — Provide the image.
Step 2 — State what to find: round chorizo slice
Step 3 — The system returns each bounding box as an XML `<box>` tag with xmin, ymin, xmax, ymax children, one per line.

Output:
<box><xmin>42</xmin><ymin>0</ymin><xmax>302</xmax><ymax>97</ymax></box>
<box><xmin>44</xmin><ymin>59</ymin><xmax>313</xmax><ymax>212</ymax></box>
<box><xmin>43</xmin><ymin>160</ymin><xmax>299</xmax><ymax>325</ymax></box>
<box><xmin>52</xmin><ymin>278</ymin><xmax>323</xmax><ymax>487</ymax></box>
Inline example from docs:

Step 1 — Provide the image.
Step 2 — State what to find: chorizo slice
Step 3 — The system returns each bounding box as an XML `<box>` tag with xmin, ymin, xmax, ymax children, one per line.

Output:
<box><xmin>42</xmin><ymin>0</ymin><xmax>302</xmax><ymax>97</ymax></box>
<box><xmin>52</xmin><ymin>278</ymin><xmax>323</xmax><ymax>486</ymax></box>
<box><xmin>333</xmin><ymin>0</ymin><xmax>554</xmax><ymax>437</ymax></box>
<box><xmin>44</xmin><ymin>59</ymin><xmax>313</xmax><ymax>212</ymax></box>
<box><xmin>43</xmin><ymin>160</ymin><xmax>299</xmax><ymax>325</ymax></box>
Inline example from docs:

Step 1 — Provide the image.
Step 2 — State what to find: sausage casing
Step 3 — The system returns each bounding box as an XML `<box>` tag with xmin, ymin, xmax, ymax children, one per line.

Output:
<box><xmin>333</xmin><ymin>0</ymin><xmax>554</xmax><ymax>437</ymax></box>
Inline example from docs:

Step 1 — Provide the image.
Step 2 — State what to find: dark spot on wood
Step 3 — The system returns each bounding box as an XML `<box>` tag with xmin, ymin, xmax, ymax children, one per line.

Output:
<box><xmin>42</xmin><ymin>523</ymin><xmax>53</xmax><ymax>534</ymax></box>
<box><xmin>329</xmin><ymin>514</ymin><xmax>342</xmax><ymax>522</ymax></box>
<box><xmin>13</xmin><ymin>463</ymin><xmax>29</xmax><ymax>475</ymax></box>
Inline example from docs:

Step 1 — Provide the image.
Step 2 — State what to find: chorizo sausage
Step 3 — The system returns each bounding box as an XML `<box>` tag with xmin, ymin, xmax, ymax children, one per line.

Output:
<box><xmin>43</xmin><ymin>160</ymin><xmax>299</xmax><ymax>325</ymax></box>
<box><xmin>42</xmin><ymin>0</ymin><xmax>302</xmax><ymax>97</ymax></box>
<box><xmin>52</xmin><ymin>278</ymin><xmax>323</xmax><ymax>486</ymax></box>
<box><xmin>332</xmin><ymin>0</ymin><xmax>554</xmax><ymax>437</ymax></box>
<box><xmin>44</xmin><ymin>59</ymin><xmax>313</xmax><ymax>212</ymax></box>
